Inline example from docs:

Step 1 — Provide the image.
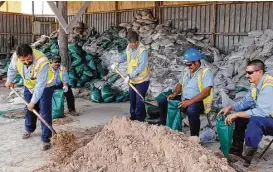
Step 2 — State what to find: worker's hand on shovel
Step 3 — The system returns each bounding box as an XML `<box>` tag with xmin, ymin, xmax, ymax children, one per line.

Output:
<box><xmin>5</xmin><ymin>82</ymin><xmax>15</xmax><ymax>89</ymax></box>
<box><xmin>27</xmin><ymin>102</ymin><xmax>35</xmax><ymax>111</ymax></box>
<box><xmin>111</xmin><ymin>62</ymin><xmax>119</xmax><ymax>70</ymax></box>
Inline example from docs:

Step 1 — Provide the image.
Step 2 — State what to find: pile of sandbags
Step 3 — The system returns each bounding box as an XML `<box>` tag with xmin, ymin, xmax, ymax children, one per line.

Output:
<box><xmin>92</xmin><ymin>10</ymin><xmax>217</xmax><ymax>98</ymax></box>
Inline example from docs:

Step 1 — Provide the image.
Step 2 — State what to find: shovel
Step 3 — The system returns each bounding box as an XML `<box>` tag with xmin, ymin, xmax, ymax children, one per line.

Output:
<box><xmin>113</xmin><ymin>68</ymin><xmax>158</xmax><ymax>107</ymax></box>
<box><xmin>10</xmin><ymin>87</ymin><xmax>57</xmax><ymax>135</ymax></box>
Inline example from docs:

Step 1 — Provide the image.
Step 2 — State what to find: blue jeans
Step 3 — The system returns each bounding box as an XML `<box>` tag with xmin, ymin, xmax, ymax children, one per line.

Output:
<box><xmin>234</xmin><ymin>116</ymin><xmax>273</xmax><ymax>148</ymax></box>
<box><xmin>129</xmin><ymin>81</ymin><xmax>150</xmax><ymax>122</ymax></box>
<box><xmin>24</xmin><ymin>86</ymin><xmax>54</xmax><ymax>143</ymax></box>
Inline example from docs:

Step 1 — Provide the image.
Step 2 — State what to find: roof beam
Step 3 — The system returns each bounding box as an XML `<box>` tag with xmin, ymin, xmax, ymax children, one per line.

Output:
<box><xmin>47</xmin><ymin>1</ymin><xmax>90</xmax><ymax>34</ymax></box>
<box><xmin>0</xmin><ymin>1</ymin><xmax>5</xmax><ymax>8</ymax></box>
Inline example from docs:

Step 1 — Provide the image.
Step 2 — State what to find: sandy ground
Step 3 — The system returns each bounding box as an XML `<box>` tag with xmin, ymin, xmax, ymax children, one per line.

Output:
<box><xmin>0</xmin><ymin>87</ymin><xmax>273</xmax><ymax>172</ymax></box>
<box><xmin>0</xmin><ymin>87</ymin><xmax>129</xmax><ymax>172</ymax></box>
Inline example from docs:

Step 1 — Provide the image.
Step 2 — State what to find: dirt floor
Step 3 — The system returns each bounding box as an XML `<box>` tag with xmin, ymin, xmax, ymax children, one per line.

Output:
<box><xmin>0</xmin><ymin>87</ymin><xmax>272</xmax><ymax>172</ymax></box>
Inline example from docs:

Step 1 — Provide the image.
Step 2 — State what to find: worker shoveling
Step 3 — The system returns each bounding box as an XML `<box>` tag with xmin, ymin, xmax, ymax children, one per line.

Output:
<box><xmin>36</xmin><ymin>116</ymin><xmax>235</xmax><ymax>172</ymax></box>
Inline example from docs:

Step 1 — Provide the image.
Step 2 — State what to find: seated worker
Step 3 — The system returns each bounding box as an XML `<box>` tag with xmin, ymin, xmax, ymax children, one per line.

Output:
<box><xmin>158</xmin><ymin>48</ymin><xmax>214</xmax><ymax>136</ymax></box>
<box><xmin>51</xmin><ymin>56</ymin><xmax>79</xmax><ymax>116</ymax></box>
<box><xmin>218</xmin><ymin>59</ymin><xmax>273</xmax><ymax>167</ymax></box>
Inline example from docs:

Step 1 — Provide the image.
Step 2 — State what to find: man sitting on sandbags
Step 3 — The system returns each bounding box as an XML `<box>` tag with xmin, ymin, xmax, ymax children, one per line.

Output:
<box><xmin>218</xmin><ymin>59</ymin><xmax>273</xmax><ymax>167</ymax></box>
<box><xmin>51</xmin><ymin>56</ymin><xmax>79</xmax><ymax>116</ymax></box>
<box><xmin>158</xmin><ymin>48</ymin><xmax>214</xmax><ymax>136</ymax></box>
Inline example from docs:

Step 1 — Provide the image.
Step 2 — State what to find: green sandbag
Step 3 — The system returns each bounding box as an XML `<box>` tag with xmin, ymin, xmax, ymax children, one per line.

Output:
<box><xmin>216</xmin><ymin>114</ymin><xmax>235</xmax><ymax>158</ymax></box>
<box><xmin>14</xmin><ymin>74</ymin><xmax>22</xmax><ymax>83</ymax></box>
<box><xmin>69</xmin><ymin>78</ymin><xmax>77</xmax><ymax>88</ymax></box>
<box><xmin>107</xmin><ymin>73</ymin><xmax>119</xmax><ymax>84</ymax></box>
<box><xmin>75</xmin><ymin>64</ymin><xmax>85</xmax><ymax>74</ymax></box>
<box><xmin>115</xmin><ymin>91</ymin><xmax>129</xmax><ymax>103</ymax></box>
<box><xmin>71</xmin><ymin>59</ymin><xmax>82</xmax><ymax>67</ymax></box>
<box><xmin>68</xmin><ymin>69</ymin><xmax>77</xmax><ymax>79</ymax></box>
<box><xmin>68</xmin><ymin>43</ymin><xmax>81</xmax><ymax>54</ymax></box>
<box><xmin>88</xmin><ymin>60</ymin><xmax>96</xmax><ymax>70</ymax></box>
<box><xmin>101</xmin><ymin>84</ymin><xmax>114</xmax><ymax>100</ymax></box>
<box><xmin>90</xmin><ymin>85</ymin><xmax>102</xmax><ymax>103</ymax></box>
<box><xmin>83</xmin><ymin>70</ymin><xmax>93</xmax><ymax>77</ymax></box>
<box><xmin>52</xmin><ymin>89</ymin><xmax>64</xmax><ymax>119</ymax></box>
<box><xmin>86</xmin><ymin>55</ymin><xmax>94</xmax><ymax>61</ymax></box>
<box><xmin>155</xmin><ymin>90</ymin><xmax>173</xmax><ymax>102</ymax></box>
<box><xmin>96</xmin><ymin>63</ymin><xmax>107</xmax><ymax>79</ymax></box>
<box><xmin>166</xmin><ymin>100</ymin><xmax>184</xmax><ymax>131</ymax></box>
<box><xmin>103</xmin><ymin>95</ymin><xmax>115</xmax><ymax>103</ymax></box>
<box><xmin>147</xmin><ymin>106</ymin><xmax>160</xmax><ymax>119</ymax></box>
<box><xmin>17</xmin><ymin>79</ymin><xmax>24</xmax><ymax>87</ymax></box>
<box><xmin>235</xmin><ymin>86</ymin><xmax>249</xmax><ymax>93</ymax></box>
<box><xmin>71</xmin><ymin>53</ymin><xmax>82</xmax><ymax>60</ymax></box>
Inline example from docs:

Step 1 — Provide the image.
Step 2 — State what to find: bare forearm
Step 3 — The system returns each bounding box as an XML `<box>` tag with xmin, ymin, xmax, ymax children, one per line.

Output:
<box><xmin>173</xmin><ymin>84</ymin><xmax>182</xmax><ymax>96</ymax></box>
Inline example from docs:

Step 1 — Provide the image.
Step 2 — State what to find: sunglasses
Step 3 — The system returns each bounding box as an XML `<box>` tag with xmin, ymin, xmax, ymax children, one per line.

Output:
<box><xmin>53</xmin><ymin>61</ymin><xmax>61</xmax><ymax>64</ymax></box>
<box><xmin>184</xmin><ymin>63</ymin><xmax>194</xmax><ymax>67</ymax></box>
<box><xmin>246</xmin><ymin>70</ymin><xmax>260</xmax><ymax>75</ymax></box>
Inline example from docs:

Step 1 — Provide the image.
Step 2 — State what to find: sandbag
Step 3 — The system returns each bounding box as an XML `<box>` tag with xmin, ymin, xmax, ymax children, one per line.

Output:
<box><xmin>88</xmin><ymin>60</ymin><xmax>97</xmax><ymax>70</ymax></box>
<box><xmin>147</xmin><ymin>106</ymin><xmax>160</xmax><ymax>119</ymax></box>
<box><xmin>155</xmin><ymin>90</ymin><xmax>172</xmax><ymax>102</ymax></box>
<box><xmin>166</xmin><ymin>100</ymin><xmax>184</xmax><ymax>131</ymax></box>
<box><xmin>52</xmin><ymin>89</ymin><xmax>64</xmax><ymax>119</ymax></box>
<box><xmin>103</xmin><ymin>95</ymin><xmax>115</xmax><ymax>103</ymax></box>
<box><xmin>101</xmin><ymin>84</ymin><xmax>115</xmax><ymax>100</ymax></box>
<box><xmin>107</xmin><ymin>73</ymin><xmax>120</xmax><ymax>84</ymax></box>
<box><xmin>115</xmin><ymin>91</ymin><xmax>129</xmax><ymax>103</ymax></box>
<box><xmin>216</xmin><ymin>114</ymin><xmax>235</xmax><ymax>158</ymax></box>
<box><xmin>90</xmin><ymin>85</ymin><xmax>102</xmax><ymax>103</ymax></box>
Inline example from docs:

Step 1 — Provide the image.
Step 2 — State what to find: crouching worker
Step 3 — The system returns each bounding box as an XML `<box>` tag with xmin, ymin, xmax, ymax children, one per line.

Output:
<box><xmin>5</xmin><ymin>44</ymin><xmax>55</xmax><ymax>150</ymax></box>
<box><xmin>51</xmin><ymin>56</ymin><xmax>78</xmax><ymax>116</ymax></box>
<box><xmin>218</xmin><ymin>59</ymin><xmax>273</xmax><ymax>167</ymax></box>
<box><xmin>158</xmin><ymin>48</ymin><xmax>214</xmax><ymax>136</ymax></box>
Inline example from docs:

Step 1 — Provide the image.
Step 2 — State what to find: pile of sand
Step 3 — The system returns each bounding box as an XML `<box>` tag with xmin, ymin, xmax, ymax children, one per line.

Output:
<box><xmin>36</xmin><ymin>117</ymin><xmax>234</xmax><ymax>172</ymax></box>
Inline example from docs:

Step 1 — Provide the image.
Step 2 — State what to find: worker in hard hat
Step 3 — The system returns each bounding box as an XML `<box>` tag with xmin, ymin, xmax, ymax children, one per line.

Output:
<box><xmin>111</xmin><ymin>31</ymin><xmax>151</xmax><ymax>122</ymax></box>
<box><xmin>51</xmin><ymin>56</ymin><xmax>78</xmax><ymax>116</ymax></box>
<box><xmin>158</xmin><ymin>48</ymin><xmax>214</xmax><ymax>136</ymax></box>
<box><xmin>5</xmin><ymin>44</ymin><xmax>55</xmax><ymax>151</ymax></box>
<box><xmin>218</xmin><ymin>59</ymin><xmax>273</xmax><ymax>167</ymax></box>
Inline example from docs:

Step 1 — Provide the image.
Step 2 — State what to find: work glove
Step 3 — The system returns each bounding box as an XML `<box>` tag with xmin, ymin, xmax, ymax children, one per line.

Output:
<box><xmin>63</xmin><ymin>85</ymin><xmax>68</xmax><ymax>93</ymax></box>
<box><xmin>111</xmin><ymin>62</ymin><xmax>119</xmax><ymax>70</ymax></box>
<box><xmin>124</xmin><ymin>76</ymin><xmax>130</xmax><ymax>84</ymax></box>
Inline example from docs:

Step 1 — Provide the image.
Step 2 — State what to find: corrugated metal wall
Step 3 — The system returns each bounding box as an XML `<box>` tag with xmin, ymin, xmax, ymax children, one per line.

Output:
<box><xmin>86</xmin><ymin>13</ymin><xmax>116</xmax><ymax>33</ymax></box>
<box><xmin>0</xmin><ymin>12</ymin><xmax>32</xmax><ymax>56</ymax></box>
<box><xmin>120</xmin><ymin>9</ymin><xmax>155</xmax><ymax>23</ymax></box>
<box><xmin>160</xmin><ymin>5</ymin><xmax>213</xmax><ymax>33</ymax></box>
<box><xmin>160</xmin><ymin>2</ymin><xmax>273</xmax><ymax>54</ymax></box>
<box><xmin>215</xmin><ymin>2</ymin><xmax>273</xmax><ymax>54</ymax></box>
<box><xmin>34</xmin><ymin>16</ymin><xmax>58</xmax><ymax>36</ymax></box>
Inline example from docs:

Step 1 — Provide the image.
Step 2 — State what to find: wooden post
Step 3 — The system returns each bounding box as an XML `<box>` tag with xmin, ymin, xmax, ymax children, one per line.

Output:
<box><xmin>57</xmin><ymin>1</ymin><xmax>68</xmax><ymax>68</ymax></box>
<box><xmin>211</xmin><ymin>2</ymin><xmax>217</xmax><ymax>47</ymax></box>
<box><xmin>32</xmin><ymin>1</ymin><xmax>35</xmax><ymax>42</ymax></box>
<box><xmin>115</xmin><ymin>1</ymin><xmax>120</xmax><ymax>26</ymax></box>
<box><xmin>155</xmin><ymin>1</ymin><xmax>161</xmax><ymax>22</ymax></box>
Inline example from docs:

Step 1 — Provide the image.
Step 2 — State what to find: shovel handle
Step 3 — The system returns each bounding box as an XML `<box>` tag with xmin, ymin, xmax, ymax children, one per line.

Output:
<box><xmin>114</xmin><ymin>68</ymin><xmax>145</xmax><ymax>101</ymax></box>
<box><xmin>10</xmin><ymin>88</ymin><xmax>57</xmax><ymax>135</ymax></box>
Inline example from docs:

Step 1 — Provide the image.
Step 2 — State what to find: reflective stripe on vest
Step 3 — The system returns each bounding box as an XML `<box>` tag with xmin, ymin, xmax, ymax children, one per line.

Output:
<box><xmin>126</xmin><ymin>43</ymin><xmax>151</xmax><ymax>84</ymax></box>
<box><xmin>181</xmin><ymin>67</ymin><xmax>214</xmax><ymax>114</ymax></box>
<box><xmin>16</xmin><ymin>49</ymin><xmax>55</xmax><ymax>89</ymax></box>
<box><xmin>251</xmin><ymin>74</ymin><xmax>273</xmax><ymax>117</ymax></box>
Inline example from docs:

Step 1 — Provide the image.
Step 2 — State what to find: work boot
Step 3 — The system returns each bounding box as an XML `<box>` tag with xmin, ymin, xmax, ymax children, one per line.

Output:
<box><xmin>22</xmin><ymin>132</ymin><xmax>32</xmax><ymax>139</ymax></box>
<box><xmin>242</xmin><ymin>144</ymin><xmax>257</xmax><ymax>167</ymax></box>
<box><xmin>69</xmin><ymin>111</ymin><xmax>79</xmax><ymax>116</ymax></box>
<box><xmin>230</xmin><ymin>140</ymin><xmax>244</xmax><ymax>157</ymax></box>
<box><xmin>42</xmin><ymin>142</ymin><xmax>51</xmax><ymax>151</ymax></box>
